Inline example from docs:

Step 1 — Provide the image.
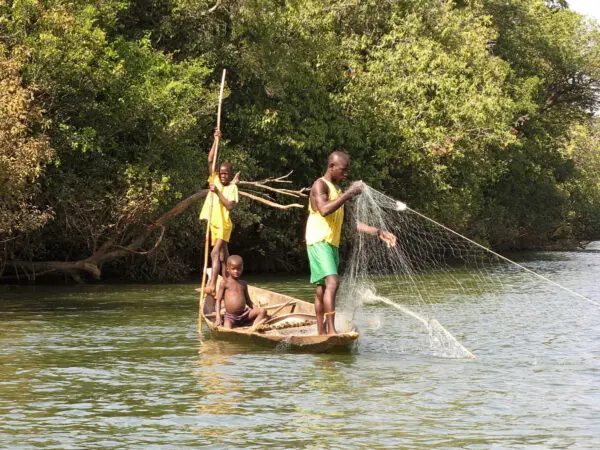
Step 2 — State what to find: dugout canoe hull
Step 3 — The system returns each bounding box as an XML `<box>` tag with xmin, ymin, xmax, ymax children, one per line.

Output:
<box><xmin>201</xmin><ymin>283</ymin><xmax>359</xmax><ymax>353</ymax></box>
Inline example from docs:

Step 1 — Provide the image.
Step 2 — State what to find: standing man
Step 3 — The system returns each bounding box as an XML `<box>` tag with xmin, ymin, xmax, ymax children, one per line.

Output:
<box><xmin>306</xmin><ymin>151</ymin><xmax>396</xmax><ymax>335</ymax></box>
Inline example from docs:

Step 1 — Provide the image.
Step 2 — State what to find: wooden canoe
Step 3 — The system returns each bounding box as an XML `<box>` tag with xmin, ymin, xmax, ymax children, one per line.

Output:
<box><xmin>200</xmin><ymin>282</ymin><xmax>359</xmax><ymax>353</ymax></box>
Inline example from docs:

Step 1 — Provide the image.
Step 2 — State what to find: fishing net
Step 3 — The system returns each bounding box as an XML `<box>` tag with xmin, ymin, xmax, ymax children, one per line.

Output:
<box><xmin>337</xmin><ymin>184</ymin><xmax>600</xmax><ymax>359</ymax></box>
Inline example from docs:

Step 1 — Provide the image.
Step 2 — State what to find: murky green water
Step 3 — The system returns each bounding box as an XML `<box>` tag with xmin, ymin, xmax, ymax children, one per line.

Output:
<box><xmin>2</xmin><ymin>248</ymin><xmax>600</xmax><ymax>449</ymax></box>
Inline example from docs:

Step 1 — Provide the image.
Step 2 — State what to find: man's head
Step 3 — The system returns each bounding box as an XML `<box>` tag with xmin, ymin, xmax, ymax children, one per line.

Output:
<box><xmin>226</xmin><ymin>254</ymin><xmax>244</xmax><ymax>279</ymax></box>
<box><xmin>219</xmin><ymin>162</ymin><xmax>233</xmax><ymax>186</ymax></box>
<box><xmin>327</xmin><ymin>151</ymin><xmax>350</xmax><ymax>182</ymax></box>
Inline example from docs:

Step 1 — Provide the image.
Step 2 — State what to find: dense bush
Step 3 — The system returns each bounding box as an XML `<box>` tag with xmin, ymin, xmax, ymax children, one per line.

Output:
<box><xmin>1</xmin><ymin>0</ymin><xmax>599</xmax><ymax>280</ymax></box>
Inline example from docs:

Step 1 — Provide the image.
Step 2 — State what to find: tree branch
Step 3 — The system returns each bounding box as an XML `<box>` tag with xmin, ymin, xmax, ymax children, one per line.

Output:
<box><xmin>239</xmin><ymin>191</ymin><xmax>303</xmax><ymax>209</ymax></box>
<box><xmin>237</xmin><ymin>171</ymin><xmax>309</xmax><ymax>198</ymax></box>
<box><xmin>3</xmin><ymin>172</ymin><xmax>310</xmax><ymax>282</ymax></box>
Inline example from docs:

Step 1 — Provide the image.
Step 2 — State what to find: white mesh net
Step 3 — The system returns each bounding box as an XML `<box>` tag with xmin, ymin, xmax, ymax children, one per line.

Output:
<box><xmin>338</xmin><ymin>184</ymin><xmax>599</xmax><ymax>359</ymax></box>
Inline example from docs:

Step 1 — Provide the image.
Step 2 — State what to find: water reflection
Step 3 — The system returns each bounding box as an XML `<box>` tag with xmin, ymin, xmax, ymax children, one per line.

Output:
<box><xmin>195</xmin><ymin>340</ymin><xmax>240</xmax><ymax>412</ymax></box>
<box><xmin>191</xmin><ymin>335</ymin><xmax>361</xmax><ymax>447</ymax></box>
<box><xmin>192</xmin><ymin>340</ymin><xmax>243</xmax><ymax>440</ymax></box>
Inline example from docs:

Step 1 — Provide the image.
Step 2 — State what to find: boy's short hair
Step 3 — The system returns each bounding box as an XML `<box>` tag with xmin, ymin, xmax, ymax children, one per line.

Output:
<box><xmin>227</xmin><ymin>255</ymin><xmax>243</xmax><ymax>266</ymax></box>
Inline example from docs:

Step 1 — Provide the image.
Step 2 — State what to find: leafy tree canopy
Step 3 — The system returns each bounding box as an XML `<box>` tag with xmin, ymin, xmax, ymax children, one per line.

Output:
<box><xmin>1</xmin><ymin>0</ymin><xmax>600</xmax><ymax>281</ymax></box>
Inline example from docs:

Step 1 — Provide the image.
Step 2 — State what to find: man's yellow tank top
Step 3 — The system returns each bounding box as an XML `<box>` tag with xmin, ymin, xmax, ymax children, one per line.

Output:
<box><xmin>305</xmin><ymin>178</ymin><xmax>344</xmax><ymax>248</ymax></box>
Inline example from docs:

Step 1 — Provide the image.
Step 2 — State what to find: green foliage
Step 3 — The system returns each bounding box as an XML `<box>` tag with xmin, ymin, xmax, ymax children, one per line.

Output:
<box><xmin>2</xmin><ymin>0</ymin><xmax>600</xmax><ymax>280</ymax></box>
<box><xmin>562</xmin><ymin>121</ymin><xmax>600</xmax><ymax>241</ymax></box>
<box><xmin>475</xmin><ymin>0</ymin><xmax>600</xmax><ymax>248</ymax></box>
<box><xmin>2</xmin><ymin>0</ymin><xmax>214</xmax><ymax>275</ymax></box>
<box><xmin>0</xmin><ymin>43</ymin><xmax>53</xmax><ymax>237</ymax></box>
<box><xmin>337</xmin><ymin>2</ymin><xmax>518</xmax><ymax>215</ymax></box>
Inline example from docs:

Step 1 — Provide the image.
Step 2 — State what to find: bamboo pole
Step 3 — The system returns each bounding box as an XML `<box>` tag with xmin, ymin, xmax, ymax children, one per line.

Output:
<box><xmin>199</xmin><ymin>69</ymin><xmax>227</xmax><ymax>332</ymax></box>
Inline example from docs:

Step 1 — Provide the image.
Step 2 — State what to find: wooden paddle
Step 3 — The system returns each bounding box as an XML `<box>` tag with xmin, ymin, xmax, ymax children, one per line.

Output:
<box><xmin>246</xmin><ymin>300</ymin><xmax>295</xmax><ymax>333</ymax></box>
<box><xmin>199</xmin><ymin>69</ymin><xmax>227</xmax><ymax>332</ymax></box>
<box><xmin>266</xmin><ymin>299</ymin><xmax>295</xmax><ymax>318</ymax></box>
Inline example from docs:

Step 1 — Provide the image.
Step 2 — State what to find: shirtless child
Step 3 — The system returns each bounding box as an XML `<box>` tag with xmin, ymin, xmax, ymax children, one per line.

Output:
<box><xmin>214</xmin><ymin>255</ymin><xmax>268</xmax><ymax>329</ymax></box>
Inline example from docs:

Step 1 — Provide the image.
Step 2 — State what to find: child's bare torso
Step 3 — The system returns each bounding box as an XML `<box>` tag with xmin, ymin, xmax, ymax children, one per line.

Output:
<box><xmin>223</xmin><ymin>278</ymin><xmax>248</xmax><ymax>315</ymax></box>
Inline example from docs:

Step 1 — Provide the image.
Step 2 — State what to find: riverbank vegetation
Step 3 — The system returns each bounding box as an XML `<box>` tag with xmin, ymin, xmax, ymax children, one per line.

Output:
<box><xmin>2</xmin><ymin>0</ymin><xmax>600</xmax><ymax>282</ymax></box>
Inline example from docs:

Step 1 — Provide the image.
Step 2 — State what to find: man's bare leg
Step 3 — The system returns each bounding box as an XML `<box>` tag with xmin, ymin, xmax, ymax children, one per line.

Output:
<box><xmin>323</xmin><ymin>275</ymin><xmax>339</xmax><ymax>335</ymax></box>
<box><xmin>314</xmin><ymin>285</ymin><xmax>326</xmax><ymax>335</ymax></box>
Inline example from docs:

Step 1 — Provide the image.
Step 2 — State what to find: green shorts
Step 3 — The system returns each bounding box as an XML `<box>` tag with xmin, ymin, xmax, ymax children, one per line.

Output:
<box><xmin>307</xmin><ymin>242</ymin><xmax>339</xmax><ymax>286</ymax></box>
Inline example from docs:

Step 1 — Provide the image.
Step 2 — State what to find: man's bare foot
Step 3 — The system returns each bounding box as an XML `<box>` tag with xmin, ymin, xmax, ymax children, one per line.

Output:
<box><xmin>316</xmin><ymin>322</ymin><xmax>327</xmax><ymax>335</ymax></box>
<box><xmin>325</xmin><ymin>316</ymin><xmax>337</xmax><ymax>335</ymax></box>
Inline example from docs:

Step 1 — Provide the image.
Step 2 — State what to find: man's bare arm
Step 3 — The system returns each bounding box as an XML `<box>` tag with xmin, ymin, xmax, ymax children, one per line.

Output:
<box><xmin>311</xmin><ymin>179</ymin><xmax>363</xmax><ymax>217</ymax></box>
<box><xmin>356</xmin><ymin>221</ymin><xmax>397</xmax><ymax>247</ymax></box>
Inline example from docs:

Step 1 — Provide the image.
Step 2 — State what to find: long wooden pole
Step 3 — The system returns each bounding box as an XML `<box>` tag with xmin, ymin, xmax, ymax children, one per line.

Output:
<box><xmin>199</xmin><ymin>69</ymin><xmax>227</xmax><ymax>332</ymax></box>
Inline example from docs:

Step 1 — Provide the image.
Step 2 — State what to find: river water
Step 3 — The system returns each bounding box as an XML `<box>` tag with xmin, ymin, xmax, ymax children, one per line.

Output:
<box><xmin>1</xmin><ymin>247</ymin><xmax>600</xmax><ymax>449</ymax></box>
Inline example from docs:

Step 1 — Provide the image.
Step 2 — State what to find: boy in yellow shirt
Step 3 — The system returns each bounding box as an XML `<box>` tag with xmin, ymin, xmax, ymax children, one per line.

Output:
<box><xmin>200</xmin><ymin>130</ymin><xmax>239</xmax><ymax>295</ymax></box>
